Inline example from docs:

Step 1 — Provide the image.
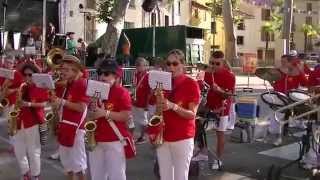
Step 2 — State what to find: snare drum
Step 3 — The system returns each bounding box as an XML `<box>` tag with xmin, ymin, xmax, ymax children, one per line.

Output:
<box><xmin>288</xmin><ymin>89</ymin><xmax>311</xmax><ymax>102</ymax></box>
<box><xmin>260</xmin><ymin>91</ymin><xmax>289</xmax><ymax>110</ymax></box>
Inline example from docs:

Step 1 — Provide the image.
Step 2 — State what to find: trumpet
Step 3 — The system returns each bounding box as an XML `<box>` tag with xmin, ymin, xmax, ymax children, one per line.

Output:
<box><xmin>8</xmin><ymin>83</ymin><xmax>26</xmax><ymax>136</ymax></box>
<box><xmin>84</xmin><ymin>91</ymin><xmax>101</xmax><ymax>151</ymax></box>
<box><xmin>147</xmin><ymin>82</ymin><xmax>164</xmax><ymax>147</ymax></box>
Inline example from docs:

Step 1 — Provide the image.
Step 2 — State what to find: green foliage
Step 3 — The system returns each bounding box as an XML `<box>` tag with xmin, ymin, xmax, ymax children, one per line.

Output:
<box><xmin>97</xmin><ymin>0</ymin><xmax>115</xmax><ymax>23</ymax></box>
<box><xmin>301</xmin><ymin>24</ymin><xmax>319</xmax><ymax>38</ymax></box>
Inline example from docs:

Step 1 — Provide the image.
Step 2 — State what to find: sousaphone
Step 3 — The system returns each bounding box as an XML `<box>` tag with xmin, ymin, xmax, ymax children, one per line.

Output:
<box><xmin>46</xmin><ymin>48</ymin><xmax>65</xmax><ymax>69</ymax></box>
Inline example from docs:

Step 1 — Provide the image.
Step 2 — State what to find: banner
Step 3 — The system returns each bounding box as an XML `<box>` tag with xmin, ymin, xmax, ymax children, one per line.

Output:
<box><xmin>242</xmin><ymin>53</ymin><xmax>257</xmax><ymax>74</ymax></box>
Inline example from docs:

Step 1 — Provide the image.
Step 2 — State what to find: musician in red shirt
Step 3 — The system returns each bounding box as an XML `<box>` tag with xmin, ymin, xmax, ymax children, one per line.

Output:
<box><xmin>308</xmin><ymin>66</ymin><xmax>320</xmax><ymax>92</ymax></box>
<box><xmin>51</xmin><ymin>55</ymin><xmax>89</xmax><ymax>180</ymax></box>
<box><xmin>12</xmin><ymin>63</ymin><xmax>48</xmax><ymax>180</ymax></box>
<box><xmin>88</xmin><ymin>59</ymin><xmax>132</xmax><ymax>180</ymax></box>
<box><xmin>132</xmin><ymin>57</ymin><xmax>149</xmax><ymax>144</ymax></box>
<box><xmin>204</xmin><ymin>51</ymin><xmax>235</xmax><ymax>169</ymax></box>
<box><xmin>155</xmin><ymin>49</ymin><xmax>200</xmax><ymax>180</ymax></box>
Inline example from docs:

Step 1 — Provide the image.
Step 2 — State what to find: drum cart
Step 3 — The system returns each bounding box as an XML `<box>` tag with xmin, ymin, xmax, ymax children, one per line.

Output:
<box><xmin>266</xmin><ymin>94</ymin><xmax>320</xmax><ymax>180</ymax></box>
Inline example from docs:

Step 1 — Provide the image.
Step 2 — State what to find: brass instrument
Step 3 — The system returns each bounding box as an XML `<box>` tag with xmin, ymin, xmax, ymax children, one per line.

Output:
<box><xmin>147</xmin><ymin>82</ymin><xmax>164</xmax><ymax>147</ymax></box>
<box><xmin>0</xmin><ymin>80</ymin><xmax>11</xmax><ymax>112</ymax></box>
<box><xmin>8</xmin><ymin>83</ymin><xmax>26</xmax><ymax>136</ymax></box>
<box><xmin>84</xmin><ymin>91</ymin><xmax>101</xmax><ymax>151</ymax></box>
<box><xmin>46</xmin><ymin>48</ymin><xmax>65</xmax><ymax>69</ymax></box>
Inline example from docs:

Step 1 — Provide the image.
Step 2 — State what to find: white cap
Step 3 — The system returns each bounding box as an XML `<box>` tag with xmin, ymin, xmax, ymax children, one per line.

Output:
<box><xmin>290</xmin><ymin>50</ymin><xmax>298</xmax><ymax>57</ymax></box>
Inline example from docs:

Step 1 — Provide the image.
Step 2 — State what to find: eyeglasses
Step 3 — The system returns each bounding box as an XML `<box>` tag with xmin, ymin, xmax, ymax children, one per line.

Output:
<box><xmin>166</xmin><ymin>61</ymin><xmax>179</xmax><ymax>67</ymax></box>
<box><xmin>97</xmin><ymin>70</ymin><xmax>115</xmax><ymax>76</ymax></box>
<box><xmin>210</xmin><ymin>61</ymin><xmax>221</xmax><ymax>66</ymax></box>
<box><xmin>24</xmin><ymin>73</ymin><xmax>32</xmax><ymax>77</ymax></box>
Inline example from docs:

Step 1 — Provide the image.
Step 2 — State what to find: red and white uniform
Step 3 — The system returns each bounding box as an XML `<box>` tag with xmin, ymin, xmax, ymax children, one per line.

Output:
<box><xmin>132</xmin><ymin>71</ymin><xmax>149</xmax><ymax>127</ymax></box>
<box><xmin>57</xmin><ymin>78</ymin><xmax>89</xmax><ymax>173</ymax></box>
<box><xmin>89</xmin><ymin>84</ymin><xmax>132</xmax><ymax>180</ymax></box>
<box><xmin>308</xmin><ymin>68</ymin><xmax>320</xmax><ymax>87</ymax></box>
<box><xmin>157</xmin><ymin>74</ymin><xmax>200</xmax><ymax>180</ymax></box>
<box><xmin>272</xmin><ymin>70</ymin><xmax>308</xmax><ymax>93</ymax></box>
<box><xmin>204</xmin><ymin>68</ymin><xmax>235</xmax><ymax>131</ymax></box>
<box><xmin>13</xmin><ymin>83</ymin><xmax>49</xmax><ymax>177</ymax></box>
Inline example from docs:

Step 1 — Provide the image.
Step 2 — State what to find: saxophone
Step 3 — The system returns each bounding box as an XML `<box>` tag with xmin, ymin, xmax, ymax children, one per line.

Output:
<box><xmin>84</xmin><ymin>91</ymin><xmax>100</xmax><ymax>151</ymax></box>
<box><xmin>147</xmin><ymin>82</ymin><xmax>164</xmax><ymax>147</ymax></box>
<box><xmin>8</xmin><ymin>83</ymin><xmax>26</xmax><ymax>136</ymax></box>
<box><xmin>0</xmin><ymin>80</ymin><xmax>11</xmax><ymax>113</ymax></box>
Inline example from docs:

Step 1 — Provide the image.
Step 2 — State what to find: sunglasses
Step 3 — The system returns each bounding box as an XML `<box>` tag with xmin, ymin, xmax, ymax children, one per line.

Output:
<box><xmin>210</xmin><ymin>61</ymin><xmax>221</xmax><ymax>66</ymax></box>
<box><xmin>166</xmin><ymin>61</ymin><xmax>179</xmax><ymax>67</ymax></box>
<box><xmin>97</xmin><ymin>71</ymin><xmax>115</xmax><ymax>76</ymax></box>
<box><xmin>24</xmin><ymin>73</ymin><xmax>32</xmax><ymax>77</ymax></box>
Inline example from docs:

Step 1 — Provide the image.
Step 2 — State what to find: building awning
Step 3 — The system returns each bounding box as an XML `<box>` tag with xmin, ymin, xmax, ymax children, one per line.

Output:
<box><xmin>234</xmin><ymin>9</ymin><xmax>255</xmax><ymax>19</ymax></box>
<box><xmin>191</xmin><ymin>1</ymin><xmax>211</xmax><ymax>11</ymax></box>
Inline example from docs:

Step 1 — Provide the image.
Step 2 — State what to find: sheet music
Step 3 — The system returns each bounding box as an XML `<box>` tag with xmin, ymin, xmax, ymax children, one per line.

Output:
<box><xmin>86</xmin><ymin>80</ymin><xmax>110</xmax><ymax>100</ymax></box>
<box><xmin>148</xmin><ymin>70</ymin><xmax>172</xmax><ymax>90</ymax></box>
<box><xmin>0</xmin><ymin>68</ymin><xmax>15</xmax><ymax>80</ymax></box>
<box><xmin>25</xmin><ymin>46</ymin><xmax>36</xmax><ymax>55</ymax></box>
<box><xmin>32</xmin><ymin>73</ymin><xmax>55</xmax><ymax>90</ymax></box>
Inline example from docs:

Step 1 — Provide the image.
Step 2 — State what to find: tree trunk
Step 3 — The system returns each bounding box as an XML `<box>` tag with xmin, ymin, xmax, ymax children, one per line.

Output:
<box><xmin>101</xmin><ymin>0</ymin><xmax>131</xmax><ymax>57</ymax></box>
<box><xmin>223</xmin><ymin>0</ymin><xmax>237</xmax><ymax>67</ymax></box>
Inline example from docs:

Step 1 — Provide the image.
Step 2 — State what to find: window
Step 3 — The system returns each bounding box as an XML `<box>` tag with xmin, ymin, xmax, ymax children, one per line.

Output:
<box><xmin>178</xmin><ymin>1</ymin><xmax>181</xmax><ymax>15</ymax></box>
<box><xmin>261</xmin><ymin>30</ymin><xmax>275</xmax><ymax>41</ymax></box>
<box><xmin>129</xmin><ymin>0</ymin><xmax>135</xmax><ymax>8</ymax></box>
<box><xmin>306</xmin><ymin>16</ymin><xmax>312</xmax><ymax>25</ymax></box>
<box><xmin>292</xmin><ymin>16</ymin><xmax>296</xmax><ymax>32</ymax></box>
<box><xmin>257</xmin><ymin>49</ymin><xmax>263</xmax><ymax>60</ymax></box>
<box><xmin>307</xmin><ymin>3</ymin><xmax>312</xmax><ymax>12</ymax></box>
<box><xmin>237</xmin><ymin>36</ymin><xmax>244</xmax><ymax>45</ymax></box>
<box><xmin>211</xmin><ymin>21</ymin><xmax>216</xmax><ymax>34</ymax></box>
<box><xmin>151</xmin><ymin>13</ymin><xmax>156</xmax><ymax>26</ymax></box>
<box><xmin>165</xmin><ymin>15</ymin><xmax>169</xmax><ymax>26</ymax></box>
<box><xmin>261</xmin><ymin>9</ymin><xmax>271</xmax><ymax>21</ymax></box>
<box><xmin>194</xmin><ymin>8</ymin><xmax>199</xmax><ymax>18</ymax></box>
<box><xmin>124</xmin><ymin>22</ymin><xmax>135</xmax><ymax>29</ymax></box>
<box><xmin>237</xmin><ymin>19</ymin><xmax>245</xmax><ymax>30</ymax></box>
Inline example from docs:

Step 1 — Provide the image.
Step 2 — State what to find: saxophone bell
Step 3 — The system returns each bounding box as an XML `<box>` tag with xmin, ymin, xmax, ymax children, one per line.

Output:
<box><xmin>0</xmin><ymin>98</ymin><xmax>9</xmax><ymax>112</ymax></box>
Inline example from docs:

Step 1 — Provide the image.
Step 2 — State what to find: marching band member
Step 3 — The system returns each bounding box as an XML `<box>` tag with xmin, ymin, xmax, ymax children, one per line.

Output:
<box><xmin>156</xmin><ymin>49</ymin><xmax>200</xmax><ymax>180</ymax></box>
<box><xmin>132</xmin><ymin>57</ymin><xmax>149</xmax><ymax>144</ymax></box>
<box><xmin>204</xmin><ymin>51</ymin><xmax>235</xmax><ymax>170</ymax></box>
<box><xmin>13</xmin><ymin>63</ymin><xmax>49</xmax><ymax>180</ymax></box>
<box><xmin>88</xmin><ymin>59</ymin><xmax>132</xmax><ymax>180</ymax></box>
<box><xmin>270</xmin><ymin>55</ymin><xmax>308</xmax><ymax>146</ymax></box>
<box><xmin>51</xmin><ymin>55</ymin><xmax>89</xmax><ymax>180</ymax></box>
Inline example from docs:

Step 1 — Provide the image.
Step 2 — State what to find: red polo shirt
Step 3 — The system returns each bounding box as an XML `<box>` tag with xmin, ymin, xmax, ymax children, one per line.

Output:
<box><xmin>272</xmin><ymin>71</ymin><xmax>308</xmax><ymax>93</ymax></box>
<box><xmin>204</xmin><ymin>69</ymin><xmax>235</xmax><ymax>116</ymax></box>
<box><xmin>133</xmin><ymin>71</ymin><xmax>150</xmax><ymax>108</ymax></box>
<box><xmin>7</xmin><ymin>70</ymin><xmax>24</xmax><ymax>105</ymax></box>
<box><xmin>309</xmin><ymin>68</ymin><xmax>320</xmax><ymax>87</ymax></box>
<box><xmin>95</xmin><ymin>84</ymin><xmax>132</xmax><ymax>142</ymax></box>
<box><xmin>163</xmin><ymin>74</ymin><xmax>200</xmax><ymax>142</ymax></box>
<box><xmin>61</xmin><ymin>78</ymin><xmax>90</xmax><ymax>129</ymax></box>
<box><xmin>18</xmin><ymin>84</ymin><xmax>49</xmax><ymax>129</ymax></box>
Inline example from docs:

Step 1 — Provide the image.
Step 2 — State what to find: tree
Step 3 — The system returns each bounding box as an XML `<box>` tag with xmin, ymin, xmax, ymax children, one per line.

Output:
<box><xmin>223</xmin><ymin>0</ymin><xmax>237</xmax><ymax>65</ymax></box>
<box><xmin>97</xmin><ymin>0</ymin><xmax>131</xmax><ymax>57</ymax></box>
<box><xmin>300</xmin><ymin>24</ymin><xmax>319</xmax><ymax>52</ymax></box>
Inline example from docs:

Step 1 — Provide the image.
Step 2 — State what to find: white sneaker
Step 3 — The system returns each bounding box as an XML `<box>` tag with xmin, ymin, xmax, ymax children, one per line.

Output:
<box><xmin>192</xmin><ymin>153</ymin><xmax>208</xmax><ymax>161</ymax></box>
<box><xmin>49</xmin><ymin>151</ymin><xmax>59</xmax><ymax>160</ymax></box>
<box><xmin>272</xmin><ymin>137</ymin><xmax>282</xmax><ymax>146</ymax></box>
<box><xmin>211</xmin><ymin>160</ymin><xmax>222</xmax><ymax>170</ymax></box>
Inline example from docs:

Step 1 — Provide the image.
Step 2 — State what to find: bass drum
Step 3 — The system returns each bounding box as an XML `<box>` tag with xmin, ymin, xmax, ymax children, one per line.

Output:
<box><xmin>288</xmin><ymin>89</ymin><xmax>311</xmax><ymax>102</ymax></box>
<box><xmin>260</xmin><ymin>91</ymin><xmax>289</xmax><ymax>110</ymax></box>
<box><xmin>287</xmin><ymin>89</ymin><xmax>313</xmax><ymax>117</ymax></box>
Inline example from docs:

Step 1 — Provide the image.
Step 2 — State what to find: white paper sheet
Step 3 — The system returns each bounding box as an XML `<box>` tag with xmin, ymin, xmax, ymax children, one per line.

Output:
<box><xmin>13</xmin><ymin>33</ymin><xmax>21</xmax><ymax>50</ymax></box>
<box><xmin>0</xmin><ymin>68</ymin><xmax>15</xmax><ymax>80</ymax></box>
<box><xmin>86</xmin><ymin>80</ymin><xmax>110</xmax><ymax>100</ymax></box>
<box><xmin>148</xmin><ymin>70</ymin><xmax>172</xmax><ymax>90</ymax></box>
<box><xmin>32</xmin><ymin>73</ymin><xmax>55</xmax><ymax>90</ymax></box>
<box><xmin>25</xmin><ymin>46</ymin><xmax>36</xmax><ymax>55</ymax></box>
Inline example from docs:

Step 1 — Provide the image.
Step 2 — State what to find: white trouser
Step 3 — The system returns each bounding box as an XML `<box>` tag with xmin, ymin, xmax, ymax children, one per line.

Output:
<box><xmin>132</xmin><ymin>106</ymin><xmax>148</xmax><ymax>127</ymax></box>
<box><xmin>268</xmin><ymin>112</ymin><xmax>285</xmax><ymax>135</ymax></box>
<box><xmin>59</xmin><ymin>130</ymin><xmax>87</xmax><ymax>173</ymax></box>
<box><xmin>228</xmin><ymin>103</ymin><xmax>236</xmax><ymax>129</ymax></box>
<box><xmin>157</xmin><ymin>138</ymin><xmax>194</xmax><ymax>180</ymax></box>
<box><xmin>13</xmin><ymin>124</ymin><xmax>41</xmax><ymax>176</ymax></box>
<box><xmin>89</xmin><ymin>141</ymin><xmax>126</xmax><ymax>180</ymax></box>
